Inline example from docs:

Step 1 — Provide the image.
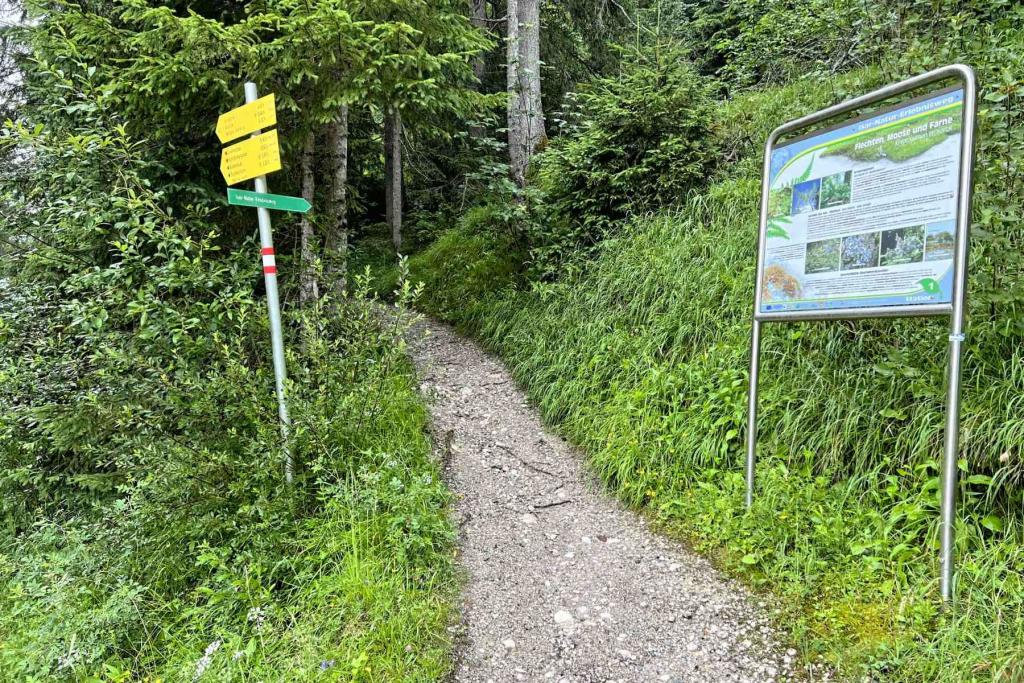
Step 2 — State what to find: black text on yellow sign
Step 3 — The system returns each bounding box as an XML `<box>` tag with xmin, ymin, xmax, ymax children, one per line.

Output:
<box><xmin>216</xmin><ymin>94</ymin><xmax>277</xmax><ymax>144</ymax></box>
<box><xmin>220</xmin><ymin>130</ymin><xmax>282</xmax><ymax>186</ymax></box>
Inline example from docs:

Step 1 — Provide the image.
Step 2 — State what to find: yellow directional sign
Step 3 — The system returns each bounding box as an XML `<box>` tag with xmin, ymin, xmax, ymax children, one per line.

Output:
<box><xmin>216</xmin><ymin>94</ymin><xmax>277</xmax><ymax>144</ymax></box>
<box><xmin>220</xmin><ymin>130</ymin><xmax>281</xmax><ymax>185</ymax></box>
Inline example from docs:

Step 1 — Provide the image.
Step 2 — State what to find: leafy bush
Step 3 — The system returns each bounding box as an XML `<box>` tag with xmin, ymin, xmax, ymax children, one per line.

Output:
<box><xmin>0</xmin><ymin>61</ymin><xmax>455</xmax><ymax>681</ymax></box>
<box><xmin>528</xmin><ymin>49</ymin><xmax>720</xmax><ymax>278</ymax></box>
<box><xmin>403</xmin><ymin>206</ymin><xmax>525</xmax><ymax>322</ymax></box>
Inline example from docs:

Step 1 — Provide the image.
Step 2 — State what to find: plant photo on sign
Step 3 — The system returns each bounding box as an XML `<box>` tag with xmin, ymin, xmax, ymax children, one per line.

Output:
<box><xmin>761</xmin><ymin>263</ymin><xmax>803</xmax><ymax>301</ymax></box>
<box><xmin>766</xmin><ymin>215</ymin><xmax>792</xmax><ymax>239</ymax></box>
<box><xmin>769</xmin><ymin>185</ymin><xmax>793</xmax><ymax>217</ymax></box>
<box><xmin>880</xmin><ymin>225</ymin><xmax>925</xmax><ymax>266</ymax></box>
<box><xmin>925</xmin><ymin>222</ymin><xmax>956</xmax><ymax>261</ymax></box>
<box><xmin>820</xmin><ymin>171</ymin><xmax>853</xmax><ymax>208</ymax></box>
<box><xmin>841</xmin><ymin>231</ymin><xmax>881</xmax><ymax>269</ymax></box>
<box><xmin>805</xmin><ymin>238</ymin><xmax>841</xmax><ymax>273</ymax></box>
<box><xmin>791</xmin><ymin>178</ymin><xmax>821</xmax><ymax>214</ymax></box>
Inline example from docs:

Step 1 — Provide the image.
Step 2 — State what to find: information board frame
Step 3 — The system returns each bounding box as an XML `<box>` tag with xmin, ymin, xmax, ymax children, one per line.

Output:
<box><xmin>744</xmin><ymin>64</ymin><xmax>977</xmax><ymax>602</ymax></box>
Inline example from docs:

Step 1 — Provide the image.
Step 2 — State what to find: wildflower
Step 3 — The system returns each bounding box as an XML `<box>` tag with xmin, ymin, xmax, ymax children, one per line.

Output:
<box><xmin>193</xmin><ymin>639</ymin><xmax>222</xmax><ymax>680</ymax></box>
<box><xmin>247</xmin><ymin>606</ymin><xmax>268</xmax><ymax>630</ymax></box>
<box><xmin>320</xmin><ymin>659</ymin><xmax>336</xmax><ymax>671</ymax></box>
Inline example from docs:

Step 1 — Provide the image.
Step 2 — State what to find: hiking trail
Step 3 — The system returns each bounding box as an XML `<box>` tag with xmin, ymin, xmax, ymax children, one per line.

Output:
<box><xmin>411</xmin><ymin>320</ymin><xmax>823</xmax><ymax>683</ymax></box>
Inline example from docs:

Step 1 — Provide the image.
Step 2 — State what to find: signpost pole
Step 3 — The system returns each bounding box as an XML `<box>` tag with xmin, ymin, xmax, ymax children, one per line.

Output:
<box><xmin>940</xmin><ymin>65</ymin><xmax>977</xmax><ymax>602</ymax></box>
<box><xmin>244</xmin><ymin>81</ymin><xmax>293</xmax><ymax>484</ymax></box>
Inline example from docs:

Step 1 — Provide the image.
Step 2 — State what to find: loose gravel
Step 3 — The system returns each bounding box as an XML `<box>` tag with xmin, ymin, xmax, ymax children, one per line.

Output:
<box><xmin>411</xmin><ymin>320</ymin><xmax>823</xmax><ymax>683</ymax></box>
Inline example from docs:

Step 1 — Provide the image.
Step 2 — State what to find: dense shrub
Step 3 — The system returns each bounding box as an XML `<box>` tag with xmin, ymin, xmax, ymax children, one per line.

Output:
<box><xmin>673</xmin><ymin>0</ymin><xmax>1019</xmax><ymax>88</ymax></box>
<box><xmin>404</xmin><ymin>206</ymin><xmax>525</xmax><ymax>321</ymax></box>
<box><xmin>528</xmin><ymin>50</ymin><xmax>719</xmax><ymax>278</ymax></box>
<box><xmin>0</xmin><ymin>62</ymin><xmax>454</xmax><ymax>680</ymax></box>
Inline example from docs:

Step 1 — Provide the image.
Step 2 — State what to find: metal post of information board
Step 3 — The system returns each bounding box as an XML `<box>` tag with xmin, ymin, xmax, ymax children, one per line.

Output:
<box><xmin>244</xmin><ymin>81</ymin><xmax>293</xmax><ymax>484</ymax></box>
<box><xmin>940</xmin><ymin>66</ymin><xmax>978</xmax><ymax>602</ymax></box>
<box><xmin>744</xmin><ymin>64</ymin><xmax>977</xmax><ymax>602</ymax></box>
<box><xmin>745</xmin><ymin>322</ymin><xmax>761</xmax><ymax>509</ymax></box>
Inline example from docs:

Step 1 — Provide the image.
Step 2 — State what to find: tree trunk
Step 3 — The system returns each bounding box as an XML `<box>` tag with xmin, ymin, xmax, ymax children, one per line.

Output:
<box><xmin>298</xmin><ymin>131</ymin><xmax>319</xmax><ymax>306</ymax></box>
<box><xmin>506</xmin><ymin>0</ymin><xmax>526</xmax><ymax>186</ymax></box>
<box><xmin>506</xmin><ymin>0</ymin><xmax>545</xmax><ymax>187</ymax></box>
<box><xmin>470</xmin><ymin>0</ymin><xmax>487</xmax><ymax>82</ymax></box>
<box><xmin>384</xmin><ymin>106</ymin><xmax>403</xmax><ymax>253</ymax></box>
<box><xmin>468</xmin><ymin>0</ymin><xmax>488</xmax><ymax>138</ymax></box>
<box><xmin>325</xmin><ymin>106</ymin><xmax>349</xmax><ymax>297</ymax></box>
<box><xmin>519</xmin><ymin>0</ymin><xmax>546</xmax><ymax>155</ymax></box>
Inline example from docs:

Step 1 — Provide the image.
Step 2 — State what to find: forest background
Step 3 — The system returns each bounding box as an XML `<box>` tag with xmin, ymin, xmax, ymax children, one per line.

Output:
<box><xmin>1</xmin><ymin>0</ymin><xmax>1022</xmax><ymax>681</ymax></box>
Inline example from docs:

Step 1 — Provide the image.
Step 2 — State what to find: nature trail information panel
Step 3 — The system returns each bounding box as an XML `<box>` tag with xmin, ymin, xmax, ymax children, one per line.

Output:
<box><xmin>759</xmin><ymin>88</ymin><xmax>964</xmax><ymax>315</ymax></box>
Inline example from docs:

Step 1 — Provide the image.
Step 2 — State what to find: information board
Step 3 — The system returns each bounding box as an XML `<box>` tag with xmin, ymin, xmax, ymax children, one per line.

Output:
<box><xmin>757</xmin><ymin>87</ymin><xmax>965</xmax><ymax>316</ymax></box>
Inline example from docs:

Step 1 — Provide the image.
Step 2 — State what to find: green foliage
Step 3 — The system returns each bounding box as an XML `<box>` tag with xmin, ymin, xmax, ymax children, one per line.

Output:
<box><xmin>675</xmin><ymin>0</ymin><xmax>1018</xmax><ymax>90</ymax></box>
<box><xmin>675</xmin><ymin>0</ymin><xmax>878</xmax><ymax>86</ymax></box>
<box><xmin>453</xmin><ymin>179</ymin><xmax>1024</xmax><ymax>680</ymax></box>
<box><xmin>16</xmin><ymin>0</ymin><xmax>494</xmax><ymax>253</ymax></box>
<box><xmin>404</xmin><ymin>207</ymin><xmax>525</xmax><ymax>322</ymax></box>
<box><xmin>410</xmin><ymin>4</ymin><xmax>1024</xmax><ymax>670</ymax></box>
<box><xmin>529</xmin><ymin>49</ymin><xmax>719</xmax><ymax>277</ymax></box>
<box><xmin>0</xmin><ymin>48</ymin><xmax>454</xmax><ymax>682</ymax></box>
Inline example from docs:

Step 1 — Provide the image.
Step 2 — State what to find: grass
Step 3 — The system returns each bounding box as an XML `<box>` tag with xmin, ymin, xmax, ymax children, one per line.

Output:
<box><xmin>400</xmin><ymin>67</ymin><xmax>1024</xmax><ymax>680</ymax></box>
<box><xmin>0</xmin><ymin>305</ymin><xmax>457</xmax><ymax>682</ymax></box>
<box><xmin>401</xmin><ymin>213</ymin><xmax>525</xmax><ymax>322</ymax></box>
<box><xmin>423</xmin><ymin>188</ymin><xmax>1023</xmax><ymax>680</ymax></box>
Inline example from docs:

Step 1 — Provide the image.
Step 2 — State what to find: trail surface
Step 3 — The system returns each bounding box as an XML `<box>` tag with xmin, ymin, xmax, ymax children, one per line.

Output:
<box><xmin>411</xmin><ymin>320</ymin><xmax>807</xmax><ymax>683</ymax></box>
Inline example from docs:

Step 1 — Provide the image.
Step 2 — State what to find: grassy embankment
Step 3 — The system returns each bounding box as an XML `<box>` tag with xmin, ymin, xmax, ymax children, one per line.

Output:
<box><xmin>0</xmin><ymin>302</ymin><xmax>457</xmax><ymax>682</ymax></box>
<box><xmin>402</xmin><ymin>69</ymin><xmax>1024</xmax><ymax>682</ymax></box>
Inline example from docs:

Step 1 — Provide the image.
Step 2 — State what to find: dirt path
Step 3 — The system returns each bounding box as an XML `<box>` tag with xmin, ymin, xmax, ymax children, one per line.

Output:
<box><xmin>411</xmin><ymin>320</ymin><xmax>806</xmax><ymax>683</ymax></box>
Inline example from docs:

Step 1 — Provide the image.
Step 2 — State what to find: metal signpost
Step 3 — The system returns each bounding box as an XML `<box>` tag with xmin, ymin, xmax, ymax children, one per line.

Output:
<box><xmin>745</xmin><ymin>64</ymin><xmax>977</xmax><ymax>602</ymax></box>
<box><xmin>217</xmin><ymin>83</ymin><xmax>301</xmax><ymax>483</ymax></box>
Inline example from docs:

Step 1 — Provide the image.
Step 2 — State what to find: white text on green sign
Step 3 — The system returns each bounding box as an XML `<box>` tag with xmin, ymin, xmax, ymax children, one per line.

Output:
<box><xmin>228</xmin><ymin>189</ymin><xmax>311</xmax><ymax>213</ymax></box>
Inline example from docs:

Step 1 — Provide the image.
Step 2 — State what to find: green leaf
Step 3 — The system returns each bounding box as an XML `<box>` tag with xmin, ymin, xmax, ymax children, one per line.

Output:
<box><xmin>981</xmin><ymin>515</ymin><xmax>1004</xmax><ymax>532</ymax></box>
<box><xmin>794</xmin><ymin>156</ymin><xmax>815</xmax><ymax>184</ymax></box>
<box><xmin>741</xmin><ymin>553</ymin><xmax>758</xmax><ymax>565</ymax></box>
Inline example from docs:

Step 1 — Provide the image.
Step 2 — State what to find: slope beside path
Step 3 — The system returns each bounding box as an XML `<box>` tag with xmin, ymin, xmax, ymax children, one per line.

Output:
<box><xmin>411</xmin><ymin>320</ymin><xmax>816</xmax><ymax>683</ymax></box>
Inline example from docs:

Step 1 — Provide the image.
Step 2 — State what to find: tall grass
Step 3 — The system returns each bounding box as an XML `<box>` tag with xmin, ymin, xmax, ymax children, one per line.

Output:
<box><xmin>393</xmin><ymin>52</ymin><xmax>1024</xmax><ymax>679</ymax></box>
<box><xmin>433</xmin><ymin>179</ymin><xmax>1023</xmax><ymax>679</ymax></box>
<box><xmin>405</xmin><ymin>139</ymin><xmax>1024</xmax><ymax>681</ymax></box>
<box><xmin>0</xmin><ymin>299</ymin><xmax>457</xmax><ymax>681</ymax></box>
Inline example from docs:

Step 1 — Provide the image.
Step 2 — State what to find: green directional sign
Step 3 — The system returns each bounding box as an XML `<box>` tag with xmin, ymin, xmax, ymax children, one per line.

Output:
<box><xmin>227</xmin><ymin>188</ymin><xmax>311</xmax><ymax>213</ymax></box>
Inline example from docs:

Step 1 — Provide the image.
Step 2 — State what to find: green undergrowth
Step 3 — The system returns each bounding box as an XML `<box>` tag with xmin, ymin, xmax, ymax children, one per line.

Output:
<box><xmin>405</xmin><ymin>71</ymin><xmax>1024</xmax><ymax>681</ymax></box>
<box><xmin>0</xmin><ymin>305</ymin><xmax>456</xmax><ymax>682</ymax></box>
<box><xmin>403</xmin><ymin>208</ymin><xmax>525</xmax><ymax>321</ymax></box>
<box><xmin>0</xmin><ymin>55</ymin><xmax>458</xmax><ymax>681</ymax></box>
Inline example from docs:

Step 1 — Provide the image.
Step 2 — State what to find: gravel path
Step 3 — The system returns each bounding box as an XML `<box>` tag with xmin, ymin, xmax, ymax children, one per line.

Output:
<box><xmin>411</xmin><ymin>320</ymin><xmax>809</xmax><ymax>683</ymax></box>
